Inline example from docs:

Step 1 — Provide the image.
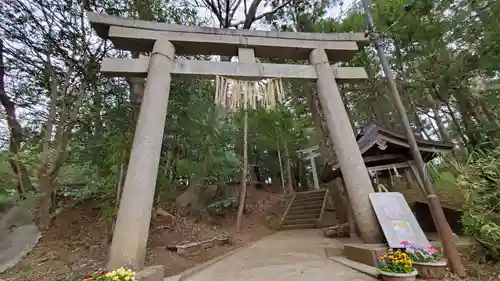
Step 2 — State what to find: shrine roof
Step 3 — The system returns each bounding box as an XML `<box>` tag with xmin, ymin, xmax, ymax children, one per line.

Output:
<box><xmin>320</xmin><ymin>123</ymin><xmax>454</xmax><ymax>182</ymax></box>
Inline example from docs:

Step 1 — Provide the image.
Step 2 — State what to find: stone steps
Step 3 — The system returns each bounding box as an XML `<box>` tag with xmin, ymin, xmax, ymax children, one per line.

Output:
<box><xmin>281</xmin><ymin>223</ymin><xmax>318</xmax><ymax>230</ymax></box>
<box><xmin>285</xmin><ymin>213</ymin><xmax>320</xmax><ymax>221</ymax></box>
<box><xmin>293</xmin><ymin>198</ymin><xmax>323</xmax><ymax>206</ymax></box>
<box><xmin>280</xmin><ymin>189</ymin><xmax>327</xmax><ymax>230</ymax></box>
<box><xmin>288</xmin><ymin>204</ymin><xmax>321</xmax><ymax>211</ymax></box>
<box><xmin>282</xmin><ymin>218</ymin><xmax>318</xmax><ymax>225</ymax></box>
<box><xmin>293</xmin><ymin>195</ymin><xmax>325</xmax><ymax>201</ymax></box>
<box><xmin>286</xmin><ymin>208</ymin><xmax>321</xmax><ymax>216</ymax></box>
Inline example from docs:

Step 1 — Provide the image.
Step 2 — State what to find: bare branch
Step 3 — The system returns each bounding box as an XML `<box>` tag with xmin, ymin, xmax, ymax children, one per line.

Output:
<box><xmin>230</xmin><ymin>0</ymin><xmax>292</xmax><ymax>29</ymax></box>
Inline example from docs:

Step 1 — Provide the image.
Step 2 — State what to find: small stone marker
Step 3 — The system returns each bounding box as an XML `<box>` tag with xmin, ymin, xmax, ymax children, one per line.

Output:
<box><xmin>369</xmin><ymin>192</ymin><xmax>430</xmax><ymax>248</ymax></box>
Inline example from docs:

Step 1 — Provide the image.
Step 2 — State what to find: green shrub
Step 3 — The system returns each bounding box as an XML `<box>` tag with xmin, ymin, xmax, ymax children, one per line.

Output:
<box><xmin>455</xmin><ymin>148</ymin><xmax>500</xmax><ymax>260</ymax></box>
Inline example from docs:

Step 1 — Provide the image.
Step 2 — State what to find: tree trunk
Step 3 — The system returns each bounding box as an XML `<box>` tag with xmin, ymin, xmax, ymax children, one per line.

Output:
<box><xmin>340</xmin><ymin>90</ymin><xmax>357</xmax><ymax>132</ymax></box>
<box><xmin>0</xmin><ymin>39</ymin><xmax>34</xmax><ymax>195</ymax></box>
<box><xmin>426</xmin><ymin>92</ymin><xmax>450</xmax><ymax>141</ymax></box>
<box><xmin>37</xmin><ymin>169</ymin><xmax>54</xmax><ymax>229</ymax></box>
<box><xmin>236</xmin><ymin>110</ymin><xmax>248</xmax><ymax>232</ymax></box>
<box><xmin>432</xmin><ymin>83</ymin><xmax>469</xmax><ymax>146</ymax></box>
<box><xmin>276</xmin><ymin>141</ymin><xmax>286</xmax><ymax>193</ymax></box>
<box><xmin>454</xmin><ymin>91</ymin><xmax>479</xmax><ymax>149</ymax></box>
<box><xmin>282</xmin><ymin>140</ymin><xmax>295</xmax><ymax>194</ymax></box>
<box><xmin>414</xmin><ymin>113</ymin><xmax>431</xmax><ymax>139</ymax></box>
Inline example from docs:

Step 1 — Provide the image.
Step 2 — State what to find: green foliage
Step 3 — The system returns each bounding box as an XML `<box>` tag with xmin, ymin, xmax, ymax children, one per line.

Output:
<box><xmin>208</xmin><ymin>197</ymin><xmax>238</xmax><ymax>215</ymax></box>
<box><xmin>455</xmin><ymin>148</ymin><xmax>500</xmax><ymax>259</ymax></box>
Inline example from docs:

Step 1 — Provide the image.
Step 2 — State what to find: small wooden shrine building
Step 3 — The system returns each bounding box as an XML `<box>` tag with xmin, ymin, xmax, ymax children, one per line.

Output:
<box><xmin>319</xmin><ymin>123</ymin><xmax>457</xmax><ymax>233</ymax></box>
<box><xmin>320</xmin><ymin>123</ymin><xmax>454</xmax><ymax>184</ymax></box>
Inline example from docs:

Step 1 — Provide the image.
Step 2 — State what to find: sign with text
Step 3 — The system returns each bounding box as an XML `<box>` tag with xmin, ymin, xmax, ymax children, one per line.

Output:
<box><xmin>370</xmin><ymin>192</ymin><xmax>430</xmax><ymax>248</ymax></box>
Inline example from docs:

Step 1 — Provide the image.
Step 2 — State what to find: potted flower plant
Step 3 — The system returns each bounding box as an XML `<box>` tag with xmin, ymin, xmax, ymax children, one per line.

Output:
<box><xmin>401</xmin><ymin>241</ymin><xmax>447</xmax><ymax>279</ymax></box>
<box><xmin>375</xmin><ymin>249</ymin><xmax>418</xmax><ymax>281</ymax></box>
<box><xmin>68</xmin><ymin>266</ymin><xmax>136</xmax><ymax>281</ymax></box>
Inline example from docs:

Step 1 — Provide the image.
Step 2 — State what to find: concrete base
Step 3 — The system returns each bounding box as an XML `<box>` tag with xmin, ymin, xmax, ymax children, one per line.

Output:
<box><xmin>330</xmin><ymin>256</ymin><xmax>379</xmax><ymax>279</ymax></box>
<box><xmin>136</xmin><ymin>265</ymin><xmax>165</xmax><ymax>281</ymax></box>
<box><xmin>344</xmin><ymin>244</ymin><xmax>388</xmax><ymax>266</ymax></box>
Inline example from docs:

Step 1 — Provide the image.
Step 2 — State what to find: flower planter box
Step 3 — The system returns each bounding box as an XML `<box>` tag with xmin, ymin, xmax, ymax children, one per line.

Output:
<box><xmin>378</xmin><ymin>270</ymin><xmax>418</xmax><ymax>281</ymax></box>
<box><xmin>413</xmin><ymin>260</ymin><xmax>447</xmax><ymax>279</ymax></box>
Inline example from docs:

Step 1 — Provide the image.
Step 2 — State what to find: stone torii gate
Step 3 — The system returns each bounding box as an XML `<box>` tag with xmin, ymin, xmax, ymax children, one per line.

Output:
<box><xmin>297</xmin><ymin>145</ymin><xmax>321</xmax><ymax>190</ymax></box>
<box><xmin>87</xmin><ymin>12</ymin><xmax>383</xmax><ymax>270</ymax></box>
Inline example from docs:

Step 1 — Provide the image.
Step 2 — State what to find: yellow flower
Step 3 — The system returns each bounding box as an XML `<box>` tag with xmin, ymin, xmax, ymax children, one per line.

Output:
<box><xmin>125</xmin><ymin>277</ymin><xmax>130</xmax><ymax>281</ymax></box>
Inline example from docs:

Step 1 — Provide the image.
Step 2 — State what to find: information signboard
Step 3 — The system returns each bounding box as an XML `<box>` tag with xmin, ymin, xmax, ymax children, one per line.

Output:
<box><xmin>369</xmin><ymin>192</ymin><xmax>430</xmax><ymax>248</ymax></box>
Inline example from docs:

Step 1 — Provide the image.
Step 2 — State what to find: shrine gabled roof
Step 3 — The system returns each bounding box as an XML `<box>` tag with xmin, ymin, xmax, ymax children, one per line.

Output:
<box><xmin>320</xmin><ymin>123</ymin><xmax>454</xmax><ymax>182</ymax></box>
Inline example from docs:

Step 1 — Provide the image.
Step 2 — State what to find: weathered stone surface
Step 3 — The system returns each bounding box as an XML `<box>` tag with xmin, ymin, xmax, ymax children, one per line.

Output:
<box><xmin>0</xmin><ymin>224</ymin><xmax>42</xmax><ymax>273</ymax></box>
<box><xmin>176</xmin><ymin>242</ymin><xmax>202</xmax><ymax>257</ymax></box>
<box><xmin>87</xmin><ymin>12</ymin><xmax>367</xmax><ymax>60</ymax></box>
<box><xmin>215</xmin><ymin>235</ymin><xmax>229</xmax><ymax>246</ymax></box>
<box><xmin>107</xmin><ymin>39</ymin><xmax>176</xmax><ymax>270</ymax></box>
<box><xmin>330</xmin><ymin>256</ymin><xmax>379</xmax><ymax>279</ymax></box>
<box><xmin>136</xmin><ymin>265</ymin><xmax>164</xmax><ymax>281</ymax></box>
<box><xmin>100</xmin><ymin>58</ymin><xmax>369</xmax><ymax>83</ymax></box>
<box><xmin>0</xmin><ymin>205</ymin><xmax>35</xmax><ymax>230</ymax></box>
<box><xmin>323</xmin><ymin>223</ymin><xmax>349</xmax><ymax>238</ymax></box>
<box><xmin>201</xmin><ymin>239</ymin><xmax>215</xmax><ymax>249</ymax></box>
<box><xmin>311</xmin><ymin>48</ymin><xmax>382</xmax><ymax>244</ymax></box>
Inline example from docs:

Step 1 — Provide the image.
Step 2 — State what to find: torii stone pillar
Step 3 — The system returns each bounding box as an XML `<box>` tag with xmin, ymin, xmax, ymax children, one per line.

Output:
<box><xmin>107</xmin><ymin>40</ymin><xmax>175</xmax><ymax>270</ymax></box>
<box><xmin>309</xmin><ymin>48</ymin><xmax>383</xmax><ymax>243</ymax></box>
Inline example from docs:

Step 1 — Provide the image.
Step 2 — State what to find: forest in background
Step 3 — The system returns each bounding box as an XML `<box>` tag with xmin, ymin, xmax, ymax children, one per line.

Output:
<box><xmin>1</xmin><ymin>0</ymin><xmax>500</xmax><ymax>256</ymax></box>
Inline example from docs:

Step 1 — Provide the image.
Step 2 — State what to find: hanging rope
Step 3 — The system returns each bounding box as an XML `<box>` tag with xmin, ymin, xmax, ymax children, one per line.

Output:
<box><xmin>214</xmin><ymin>76</ymin><xmax>286</xmax><ymax>113</ymax></box>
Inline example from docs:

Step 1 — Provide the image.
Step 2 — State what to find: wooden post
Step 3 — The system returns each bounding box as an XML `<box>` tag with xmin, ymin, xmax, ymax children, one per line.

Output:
<box><xmin>235</xmin><ymin>48</ymin><xmax>255</xmax><ymax>232</ymax></box>
<box><xmin>107</xmin><ymin>40</ymin><xmax>175</xmax><ymax>270</ymax></box>
<box><xmin>310</xmin><ymin>48</ymin><xmax>382</xmax><ymax>243</ymax></box>
<box><xmin>361</xmin><ymin>1</ymin><xmax>466</xmax><ymax>275</ymax></box>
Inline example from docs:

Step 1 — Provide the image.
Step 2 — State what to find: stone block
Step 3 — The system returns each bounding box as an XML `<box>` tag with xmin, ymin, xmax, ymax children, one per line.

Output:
<box><xmin>176</xmin><ymin>242</ymin><xmax>201</xmax><ymax>257</ymax></box>
<box><xmin>201</xmin><ymin>238</ymin><xmax>215</xmax><ymax>249</ymax></box>
<box><xmin>136</xmin><ymin>265</ymin><xmax>164</xmax><ymax>281</ymax></box>
<box><xmin>215</xmin><ymin>235</ymin><xmax>229</xmax><ymax>245</ymax></box>
<box><xmin>344</xmin><ymin>243</ymin><xmax>388</xmax><ymax>266</ymax></box>
<box><xmin>324</xmin><ymin>247</ymin><xmax>344</xmax><ymax>258</ymax></box>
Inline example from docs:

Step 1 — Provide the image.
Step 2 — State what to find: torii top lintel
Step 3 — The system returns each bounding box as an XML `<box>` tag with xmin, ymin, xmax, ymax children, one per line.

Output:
<box><xmin>86</xmin><ymin>12</ymin><xmax>369</xmax><ymax>61</ymax></box>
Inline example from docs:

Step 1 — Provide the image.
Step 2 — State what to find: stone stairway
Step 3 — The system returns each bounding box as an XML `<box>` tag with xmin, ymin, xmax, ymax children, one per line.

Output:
<box><xmin>280</xmin><ymin>189</ymin><xmax>328</xmax><ymax>230</ymax></box>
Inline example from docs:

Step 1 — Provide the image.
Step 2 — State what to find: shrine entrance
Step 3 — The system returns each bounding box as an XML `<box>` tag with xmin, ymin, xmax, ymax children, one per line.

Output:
<box><xmin>87</xmin><ymin>12</ymin><xmax>383</xmax><ymax>269</ymax></box>
<box><xmin>320</xmin><ymin>123</ymin><xmax>456</xmax><ymax>248</ymax></box>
